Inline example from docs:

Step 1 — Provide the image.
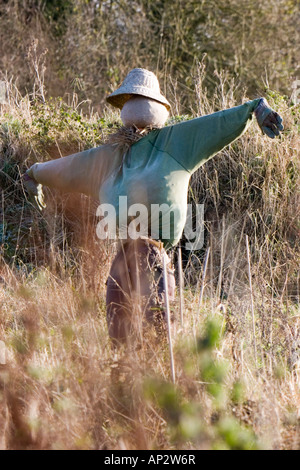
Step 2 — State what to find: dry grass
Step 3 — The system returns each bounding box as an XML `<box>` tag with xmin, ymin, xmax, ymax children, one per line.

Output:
<box><xmin>0</xmin><ymin>261</ymin><xmax>299</xmax><ymax>450</ymax></box>
<box><xmin>0</xmin><ymin>57</ymin><xmax>299</xmax><ymax>449</ymax></box>
<box><xmin>0</xmin><ymin>1</ymin><xmax>299</xmax><ymax>110</ymax></box>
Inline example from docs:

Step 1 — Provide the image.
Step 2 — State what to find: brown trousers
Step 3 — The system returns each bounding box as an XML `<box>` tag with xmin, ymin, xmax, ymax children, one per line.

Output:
<box><xmin>106</xmin><ymin>239</ymin><xmax>176</xmax><ymax>344</ymax></box>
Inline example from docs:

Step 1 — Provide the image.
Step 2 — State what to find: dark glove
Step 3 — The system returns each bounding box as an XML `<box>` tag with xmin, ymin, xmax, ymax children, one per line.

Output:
<box><xmin>254</xmin><ymin>97</ymin><xmax>284</xmax><ymax>139</ymax></box>
<box><xmin>23</xmin><ymin>172</ymin><xmax>46</xmax><ymax>210</ymax></box>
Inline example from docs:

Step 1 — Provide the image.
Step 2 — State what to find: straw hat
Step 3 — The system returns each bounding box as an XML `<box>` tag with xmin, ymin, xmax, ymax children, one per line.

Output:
<box><xmin>106</xmin><ymin>68</ymin><xmax>171</xmax><ymax>111</ymax></box>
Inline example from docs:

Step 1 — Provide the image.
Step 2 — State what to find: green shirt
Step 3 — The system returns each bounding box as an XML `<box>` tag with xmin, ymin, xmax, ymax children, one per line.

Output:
<box><xmin>29</xmin><ymin>99</ymin><xmax>260</xmax><ymax>247</ymax></box>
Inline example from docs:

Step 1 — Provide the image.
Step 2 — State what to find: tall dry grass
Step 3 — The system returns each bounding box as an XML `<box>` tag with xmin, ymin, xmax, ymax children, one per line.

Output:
<box><xmin>0</xmin><ymin>1</ymin><xmax>299</xmax><ymax>110</ymax></box>
<box><xmin>0</xmin><ymin>54</ymin><xmax>299</xmax><ymax>449</ymax></box>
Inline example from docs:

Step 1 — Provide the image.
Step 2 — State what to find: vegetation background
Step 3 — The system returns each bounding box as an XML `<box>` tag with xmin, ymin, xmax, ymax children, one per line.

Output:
<box><xmin>0</xmin><ymin>0</ymin><xmax>299</xmax><ymax>450</ymax></box>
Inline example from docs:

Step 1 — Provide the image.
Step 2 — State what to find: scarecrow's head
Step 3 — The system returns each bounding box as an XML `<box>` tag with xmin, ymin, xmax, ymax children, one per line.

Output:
<box><xmin>106</xmin><ymin>68</ymin><xmax>170</xmax><ymax>129</ymax></box>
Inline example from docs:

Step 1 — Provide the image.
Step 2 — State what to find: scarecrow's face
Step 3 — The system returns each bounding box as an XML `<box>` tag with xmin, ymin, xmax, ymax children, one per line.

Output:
<box><xmin>121</xmin><ymin>96</ymin><xmax>169</xmax><ymax>129</ymax></box>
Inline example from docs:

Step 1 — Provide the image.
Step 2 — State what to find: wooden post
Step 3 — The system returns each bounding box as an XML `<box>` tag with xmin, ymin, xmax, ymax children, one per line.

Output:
<box><xmin>178</xmin><ymin>246</ymin><xmax>184</xmax><ymax>327</ymax></box>
<box><xmin>163</xmin><ymin>254</ymin><xmax>176</xmax><ymax>384</ymax></box>
<box><xmin>199</xmin><ymin>247</ymin><xmax>210</xmax><ymax>308</ymax></box>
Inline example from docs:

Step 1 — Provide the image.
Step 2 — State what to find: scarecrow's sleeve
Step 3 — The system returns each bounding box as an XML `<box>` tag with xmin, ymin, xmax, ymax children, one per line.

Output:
<box><xmin>26</xmin><ymin>144</ymin><xmax>121</xmax><ymax>200</ymax></box>
<box><xmin>155</xmin><ymin>98</ymin><xmax>261</xmax><ymax>173</ymax></box>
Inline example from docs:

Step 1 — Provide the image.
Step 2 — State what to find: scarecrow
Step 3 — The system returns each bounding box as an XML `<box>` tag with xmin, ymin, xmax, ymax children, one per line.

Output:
<box><xmin>23</xmin><ymin>68</ymin><xmax>283</xmax><ymax>344</ymax></box>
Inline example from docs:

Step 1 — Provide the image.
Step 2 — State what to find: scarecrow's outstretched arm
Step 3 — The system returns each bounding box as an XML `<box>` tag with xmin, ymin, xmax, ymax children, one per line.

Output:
<box><xmin>154</xmin><ymin>98</ymin><xmax>283</xmax><ymax>173</ymax></box>
<box><xmin>24</xmin><ymin>144</ymin><xmax>122</xmax><ymax>202</ymax></box>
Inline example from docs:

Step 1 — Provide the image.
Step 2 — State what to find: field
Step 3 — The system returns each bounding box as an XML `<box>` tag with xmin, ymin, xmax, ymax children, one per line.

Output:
<box><xmin>0</xmin><ymin>0</ymin><xmax>299</xmax><ymax>450</ymax></box>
